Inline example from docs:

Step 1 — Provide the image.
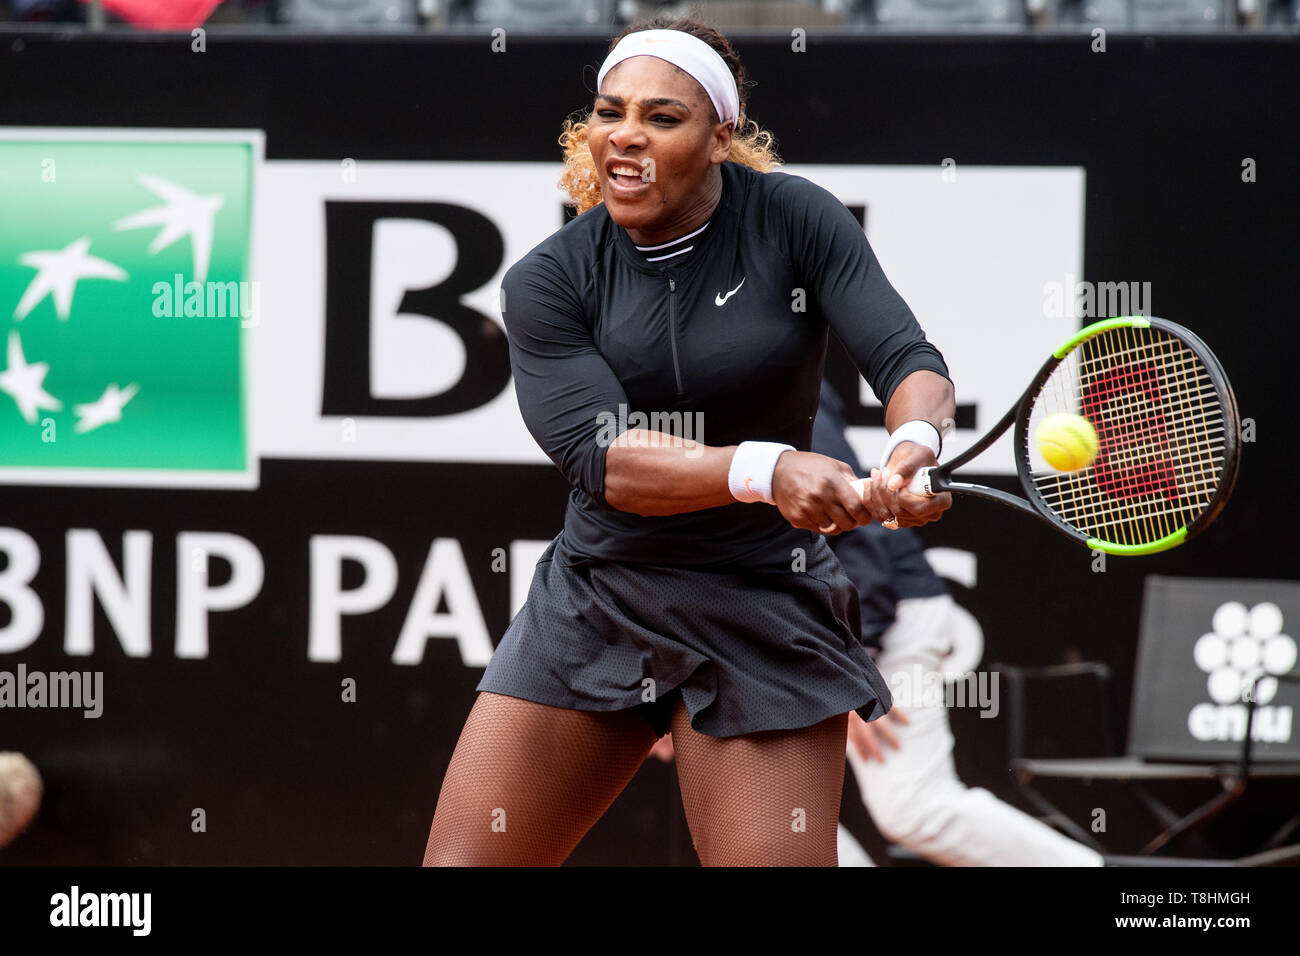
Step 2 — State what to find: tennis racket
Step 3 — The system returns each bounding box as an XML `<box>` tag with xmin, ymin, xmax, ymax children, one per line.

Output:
<box><xmin>902</xmin><ymin>316</ymin><xmax>1241</xmax><ymax>555</ymax></box>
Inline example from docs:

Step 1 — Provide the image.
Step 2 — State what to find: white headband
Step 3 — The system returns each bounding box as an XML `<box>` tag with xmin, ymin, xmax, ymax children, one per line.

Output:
<box><xmin>597</xmin><ymin>29</ymin><xmax>741</xmax><ymax>129</ymax></box>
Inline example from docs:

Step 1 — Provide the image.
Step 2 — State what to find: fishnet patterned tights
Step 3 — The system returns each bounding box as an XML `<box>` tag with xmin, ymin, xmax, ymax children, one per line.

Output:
<box><xmin>423</xmin><ymin>692</ymin><xmax>847</xmax><ymax>866</ymax></box>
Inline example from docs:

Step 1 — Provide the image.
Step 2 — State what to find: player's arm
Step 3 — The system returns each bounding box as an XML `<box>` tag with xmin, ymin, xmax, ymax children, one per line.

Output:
<box><xmin>876</xmin><ymin>370</ymin><xmax>956</xmax><ymax>523</ymax></box>
<box><xmin>503</xmin><ymin>259</ymin><xmax>870</xmax><ymax>527</ymax></box>
<box><xmin>601</xmin><ymin>339</ymin><xmax>873</xmax><ymax>524</ymax></box>
<box><xmin>775</xmin><ymin>175</ymin><xmax>955</xmax><ymax>526</ymax></box>
<box><xmin>606</xmin><ymin>434</ymin><xmax>873</xmax><ymax>531</ymax></box>
<box><xmin>501</xmin><ymin>256</ymin><xmax>638</xmax><ymax>508</ymax></box>
<box><xmin>603</xmin><ymin>432</ymin><xmax>736</xmax><ymax>515</ymax></box>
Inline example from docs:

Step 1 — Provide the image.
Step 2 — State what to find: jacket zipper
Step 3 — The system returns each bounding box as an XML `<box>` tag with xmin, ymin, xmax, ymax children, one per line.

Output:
<box><xmin>667</xmin><ymin>276</ymin><xmax>684</xmax><ymax>396</ymax></box>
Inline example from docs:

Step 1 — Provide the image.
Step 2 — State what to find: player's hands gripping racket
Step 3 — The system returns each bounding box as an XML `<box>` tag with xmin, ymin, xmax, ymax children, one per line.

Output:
<box><xmin>906</xmin><ymin>316</ymin><xmax>1240</xmax><ymax>555</ymax></box>
<box><xmin>774</xmin><ymin>446</ymin><xmax>946</xmax><ymax>535</ymax></box>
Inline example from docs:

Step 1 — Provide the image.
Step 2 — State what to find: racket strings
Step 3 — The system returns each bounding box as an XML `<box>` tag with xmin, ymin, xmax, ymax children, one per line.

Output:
<box><xmin>1118</xmin><ymin>325</ymin><xmax>1220</xmax><ymax>541</ymax></box>
<box><xmin>1076</xmin><ymin>327</ymin><xmax>1211</xmax><ymax>543</ymax></box>
<box><xmin>1026</xmin><ymin>325</ymin><xmax>1227</xmax><ymax>546</ymax></box>
<box><xmin>1081</xmin><ymin>328</ymin><xmax>1218</xmax><ymax>541</ymax></box>
<box><xmin>1096</xmin><ymin>327</ymin><xmax>1196</xmax><ymax>542</ymax></box>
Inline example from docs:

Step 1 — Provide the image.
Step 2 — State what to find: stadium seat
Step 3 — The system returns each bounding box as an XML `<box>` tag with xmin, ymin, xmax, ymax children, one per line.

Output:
<box><xmin>1263</xmin><ymin>0</ymin><xmax>1300</xmax><ymax>23</ymax></box>
<box><xmin>1045</xmin><ymin>0</ymin><xmax>1233</xmax><ymax>24</ymax></box>
<box><xmin>464</xmin><ymin>0</ymin><xmax>616</xmax><ymax>30</ymax></box>
<box><xmin>859</xmin><ymin>0</ymin><xmax>1026</xmax><ymax>27</ymax></box>
<box><xmin>997</xmin><ymin>576</ymin><xmax>1300</xmax><ymax>859</ymax></box>
<box><xmin>1048</xmin><ymin>0</ymin><xmax>1131</xmax><ymax>26</ymax></box>
<box><xmin>276</xmin><ymin>0</ymin><xmax>418</xmax><ymax>28</ymax></box>
<box><xmin>1130</xmin><ymin>0</ymin><xmax>1229</xmax><ymax>25</ymax></box>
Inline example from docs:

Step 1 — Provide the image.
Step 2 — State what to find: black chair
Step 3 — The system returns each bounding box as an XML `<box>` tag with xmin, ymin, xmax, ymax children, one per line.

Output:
<box><xmin>998</xmin><ymin>575</ymin><xmax>1300</xmax><ymax>860</ymax></box>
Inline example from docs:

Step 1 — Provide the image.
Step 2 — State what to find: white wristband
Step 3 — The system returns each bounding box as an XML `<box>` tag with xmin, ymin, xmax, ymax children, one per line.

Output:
<box><xmin>728</xmin><ymin>441</ymin><xmax>795</xmax><ymax>504</ymax></box>
<box><xmin>880</xmin><ymin>420</ymin><xmax>941</xmax><ymax>470</ymax></box>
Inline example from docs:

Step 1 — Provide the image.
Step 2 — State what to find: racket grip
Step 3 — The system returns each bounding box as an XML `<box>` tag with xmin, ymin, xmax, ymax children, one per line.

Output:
<box><xmin>909</xmin><ymin>467</ymin><xmax>935</xmax><ymax>496</ymax></box>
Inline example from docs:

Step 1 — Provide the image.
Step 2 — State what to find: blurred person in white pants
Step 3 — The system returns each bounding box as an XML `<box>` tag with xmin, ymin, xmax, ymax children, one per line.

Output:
<box><xmin>843</xmin><ymin>595</ymin><xmax>1102</xmax><ymax>866</ymax></box>
<box><xmin>815</xmin><ymin>381</ymin><xmax>1103</xmax><ymax>867</ymax></box>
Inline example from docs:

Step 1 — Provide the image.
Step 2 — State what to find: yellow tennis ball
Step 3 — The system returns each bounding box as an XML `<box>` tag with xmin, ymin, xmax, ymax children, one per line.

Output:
<box><xmin>1037</xmin><ymin>413</ymin><xmax>1099</xmax><ymax>472</ymax></box>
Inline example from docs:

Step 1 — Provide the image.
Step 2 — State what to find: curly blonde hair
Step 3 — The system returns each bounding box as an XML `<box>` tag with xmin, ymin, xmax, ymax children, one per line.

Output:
<box><xmin>558</xmin><ymin>16</ymin><xmax>782</xmax><ymax>216</ymax></box>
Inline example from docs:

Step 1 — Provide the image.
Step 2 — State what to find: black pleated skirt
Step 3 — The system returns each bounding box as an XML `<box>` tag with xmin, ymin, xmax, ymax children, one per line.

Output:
<box><xmin>476</xmin><ymin>530</ymin><xmax>892</xmax><ymax>739</ymax></box>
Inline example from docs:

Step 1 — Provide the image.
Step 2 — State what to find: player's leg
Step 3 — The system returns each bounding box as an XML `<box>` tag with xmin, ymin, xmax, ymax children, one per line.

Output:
<box><xmin>423</xmin><ymin>691</ymin><xmax>657</xmax><ymax>866</ymax></box>
<box><xmin>849</xmin><ymin>595</ymin><xmax>1104</xmax><ymax>866</ymax></box>
<box><xmin>670</xmin><ymin>697</ymin><xmax>848</xmax><ymax>866</ymax></box>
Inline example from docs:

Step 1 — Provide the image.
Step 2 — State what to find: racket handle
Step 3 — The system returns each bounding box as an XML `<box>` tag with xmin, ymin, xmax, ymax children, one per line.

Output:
<box><xmin>909</xmin><ymin>467</ymin><xmax>936</xmax><ymax>496</ymax></box>
<box><xmin>853</xmin><ymin>473</ymin><xmax>933</xmax><ymax>497</ymax></box>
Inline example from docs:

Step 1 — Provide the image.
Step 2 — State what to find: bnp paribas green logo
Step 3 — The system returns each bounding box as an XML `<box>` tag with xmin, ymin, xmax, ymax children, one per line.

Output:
<box><xmin>0</xmin><ymin>130</ymin><xmax>259</xmax><ymax>487</ymax></box>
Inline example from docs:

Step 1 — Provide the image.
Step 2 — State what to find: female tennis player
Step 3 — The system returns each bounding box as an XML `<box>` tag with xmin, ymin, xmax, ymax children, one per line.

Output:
<box><xmin>422</xmin><ymin>16</ymin><xmax>956</xmax><ymax>867</ymax></box>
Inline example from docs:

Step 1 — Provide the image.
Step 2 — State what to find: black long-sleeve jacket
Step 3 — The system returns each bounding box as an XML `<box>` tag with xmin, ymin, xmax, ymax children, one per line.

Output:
<box><xmin>501</xmin><ymin>160</ymin><xmax>951</xmax><ymax>571</ymax></box>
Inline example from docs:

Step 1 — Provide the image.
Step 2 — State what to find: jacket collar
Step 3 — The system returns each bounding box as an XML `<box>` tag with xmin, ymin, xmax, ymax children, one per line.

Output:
<box><xmin>609</xmin><ymin>161</ymin><xmax>740</xmax><ymax>277</ymax></box>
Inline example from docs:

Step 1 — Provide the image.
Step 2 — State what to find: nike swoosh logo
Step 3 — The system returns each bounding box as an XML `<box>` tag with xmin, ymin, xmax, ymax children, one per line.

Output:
<box><xmin>715</xmin><ymin>277</ymin><xmax>746</xmax><ymax>306</ymax></box>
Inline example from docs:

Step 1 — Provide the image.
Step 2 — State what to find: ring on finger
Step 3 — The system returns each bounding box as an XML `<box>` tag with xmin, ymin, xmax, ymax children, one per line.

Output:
<box><xmin>881</xmin><ymin>515</ymin><xmax>899</xmax><ymax>530</ymax></box>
